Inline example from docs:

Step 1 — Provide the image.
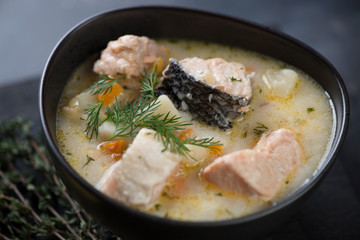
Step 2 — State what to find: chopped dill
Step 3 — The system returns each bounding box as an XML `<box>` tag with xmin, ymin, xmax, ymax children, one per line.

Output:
<box><xmin>295</xmin><ymin>81</ymin><xmax>299</xmax><ymax>88</ymax></box>
<box><xmin>83</xmin><ymin>155</ymin><xmax>95</xmax><ymax>168</ymax></box>
<box><xmin>253</xmin><ymin>123</ymin><xmax>268</xmax><ymax>136</ymax></box>
<box><xmin>229</xmin><ymin>76</ymin><xmax>242</xmax><ymax>82</ymax></box>
<box><xmin>242</xmin><ymin>131</ymin><xmax>248</xmax><ymax>138</ymax></box>
<box><xmin>307</xmin><ymin>107</ymin><xmax>315</xmax><ymax>113</ymax></box>
<box><xmin>155</xmin><ymin>204</ymin><xmax>161</xmax><ymax>211</ymax></box>
<box><xmin>225</xmin><ymin>208</ymin><xmax>234</xmax><ymax>216</ymax></box>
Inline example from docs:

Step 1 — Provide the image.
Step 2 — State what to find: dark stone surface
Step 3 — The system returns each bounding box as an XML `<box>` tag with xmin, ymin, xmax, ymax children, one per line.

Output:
<box><xmin>1</xmin><ymin>0</ymin><xmax>359</xmax><ymax>239</ymax></box>
<box><xmin>0</xmin><ymin>78</ymin><xmax>41</xmax><ymax>134</ymax></box>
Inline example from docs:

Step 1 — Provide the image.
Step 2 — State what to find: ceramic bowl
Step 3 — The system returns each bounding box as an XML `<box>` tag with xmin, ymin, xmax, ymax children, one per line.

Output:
<box><xmin>39</xmin><ymin>6</ymin><xmax>349</xmax><ymax>240</ymax></box>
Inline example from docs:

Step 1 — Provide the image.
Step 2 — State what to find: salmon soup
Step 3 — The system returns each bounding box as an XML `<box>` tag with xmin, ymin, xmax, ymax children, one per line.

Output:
<box><xmin>57</xmin><ymin>36</ymin><xmax>335</xmax><ymax>221</ymax></box>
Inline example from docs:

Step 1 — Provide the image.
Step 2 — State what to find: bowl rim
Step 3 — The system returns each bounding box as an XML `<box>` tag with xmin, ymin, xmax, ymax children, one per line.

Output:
<box><xmin>39</xmin><ymin>5</ymin><xmax>350</xmax><ymax>228</ymax></box>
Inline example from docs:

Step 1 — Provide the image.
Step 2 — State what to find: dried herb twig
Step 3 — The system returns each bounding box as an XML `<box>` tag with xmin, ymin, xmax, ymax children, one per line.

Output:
<box><xmin>0</xmin><ymin>117</ymin><xmax>119</xmax><ymax>240</ymax></box>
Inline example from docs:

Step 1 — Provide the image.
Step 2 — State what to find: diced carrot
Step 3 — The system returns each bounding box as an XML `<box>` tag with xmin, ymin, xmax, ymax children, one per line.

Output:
<box><xmin>177</xmin><ymin>128</ymin><xmax>193</xmax><ymax>141</ymax></box>
<box><xmin>245</xmin><ymin>66</ymin><xmax>254</xmax><ymax>73</ymax></box>
<box><xmin>209</xmin><ymin>145</ymin><xmax>223</xmax><ymax>156</ymax></box>
<box><xmin>97</xmin><ymin>82</ymin><xmax>123</xmax><ymax>106</ymax></box>
<box><xmin>98</xmin><ymin>140</ymin><xmax>127</xmax><ymax>159</ymax></box>
<box><xmin>151</xmin><ymin>57</ymin><xmax>164</xmax><ymax>73</ymax></box>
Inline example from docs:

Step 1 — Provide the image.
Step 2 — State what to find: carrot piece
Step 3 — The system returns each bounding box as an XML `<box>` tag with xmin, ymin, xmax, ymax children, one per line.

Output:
<box><xmin>210</xmin><ymin>145</ymin><xmax>223</xmax><ymax>156</ymax></box>
<box><xmin>98</xmin><ymin>140</ymin><xmax>126</xmax><ymax>155</ymax></box>
<box><xmin>177</xmin><ymin>128</ymin><xmax>193</xmax><ymax>141</ymax></box>
<box><xmin>245</xmin><ymin>66</ymin><xmax>254</xmax><ymax>73</ymax></box>
<box><xmin>151</xmin><ymin>57</ymin><xmax>164</xmax><ymax>72</ymax></box>
<box><xmin>97</xmin><ymin>82</ymin><xmax>123</xmax><ymax>106</ymax></box>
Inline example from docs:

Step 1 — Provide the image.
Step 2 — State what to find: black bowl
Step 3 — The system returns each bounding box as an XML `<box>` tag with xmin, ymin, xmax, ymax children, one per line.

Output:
<box><xmin>39</xmin><ymin>6</ymin><xmax>349</xmax><ymax>240</ymax></box>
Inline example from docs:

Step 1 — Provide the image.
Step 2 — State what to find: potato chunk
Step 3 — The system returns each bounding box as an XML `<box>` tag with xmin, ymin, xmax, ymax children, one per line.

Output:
<box><xmin>262</xmin><ymin>69</ymin><xmax>299</xmax><ymax>98</ymax></box>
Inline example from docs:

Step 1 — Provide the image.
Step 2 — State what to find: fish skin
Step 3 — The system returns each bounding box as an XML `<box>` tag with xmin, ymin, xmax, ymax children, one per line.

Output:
<box><xmin>155</xmin><ymin>59</ymin><xmax>252</xmax><ymax>130</ymax></box>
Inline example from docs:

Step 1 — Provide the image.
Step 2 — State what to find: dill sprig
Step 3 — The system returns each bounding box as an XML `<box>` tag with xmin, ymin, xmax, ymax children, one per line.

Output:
<box><xmin>105</xmin><ymin>97</ymin><xmax>162</xmax><ymax>139</ymax></box>
<box><xmin>105</xmin><ymin>102</ymin><xmax>221</xmax><ymax>157</ymax></box>
<box><xmin>84</xmin><ymin>68</ymin><xmax>222</xmax><ymax>157</ymax></box>
<box><xmin>143</xmin><ymin>112</ymin><xmax>192</xmax><ymax>156</ymax></box>
<box><xmin>86</xmin><ymin>73</ymin><xmax>125</xmax><ymax>95</ymax></box>
<box><xmin>84</xmin><ymin>100</ymin><xmax>104</xmax><ymax>139</ymax></box>
<box><xmin>140</xmin><ymin>65</ymin><xmax>160</xmax><ymax>100</ymax></box>
<box><xmin>184</xmin><ymin>136</ymin><xmax>222</xmax><ymax>149</ymax></box>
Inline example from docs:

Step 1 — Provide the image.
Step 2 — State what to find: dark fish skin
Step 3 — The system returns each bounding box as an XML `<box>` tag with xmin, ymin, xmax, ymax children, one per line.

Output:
<box><xmin>155</xmin><ymin>59</ymin><xmax>251</xmax><ymax>130</ymax></box>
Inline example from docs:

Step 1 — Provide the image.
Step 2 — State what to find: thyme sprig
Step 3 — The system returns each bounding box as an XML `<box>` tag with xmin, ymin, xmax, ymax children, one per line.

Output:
<box><xmin>0</xmin><ymin>117</ymin><xmax>118</xmax><ymax>239</ymax></box>
<box><xmin>84</xmin><ymin>68</ymin><xmax>222</xmax><ymax>157</ymax></box>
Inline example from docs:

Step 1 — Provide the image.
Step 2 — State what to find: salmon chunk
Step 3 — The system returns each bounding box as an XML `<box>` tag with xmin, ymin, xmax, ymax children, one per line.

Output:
<box><xmin>96</xmin><ymin>128</ymin><xmax>182</xmax><ymax>210</ymax></box>
<box><xmin>93</xmin><ymin>35</ymin><xmax>168</xmax><ymax>89</ymax></box>
<box><xmin>155</xmin><ymin>58</ymin><xmax>253</xmax><ymax>130</ymax></box>
<box><xmin>203</xmin><ymin>128</ymin><xmax>302</xmax><ymax>199</ymax></box>
<box><xmin>180</xmin><ymin>57</ymin><xmax>252</xmax><ymax>100</ymax></box>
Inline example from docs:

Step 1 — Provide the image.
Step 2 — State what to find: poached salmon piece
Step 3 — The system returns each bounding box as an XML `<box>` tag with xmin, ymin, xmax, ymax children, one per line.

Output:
<box><xmin>203</xmin><ymin>128</ymin><xmax>302</xmax><ymax>199</ymax></box>
<box><xmin>179</xmin><ymin>57</ymin><xmax>252</xmax><ymax>100</ymax></box>
<box><xmin>93</xmin><ymin>35</ymin><xmax>168</xmax><ymax>90</ymax></box>
<box><xmin>96</xmin><ymin>128</ymin><xmax>182</xmax><ymax>210</ymax></box>
<box><xmin>155</xmin><ymin>58</ymin><xmax>253</xmax><ymax>130</ymax></box>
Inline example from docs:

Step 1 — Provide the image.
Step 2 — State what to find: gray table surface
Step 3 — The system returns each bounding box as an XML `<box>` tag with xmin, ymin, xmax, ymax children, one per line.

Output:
<box><xmin>1</xmin><ymin>0</ymin><xmax>359</xmax><ymax>239</ymax></box>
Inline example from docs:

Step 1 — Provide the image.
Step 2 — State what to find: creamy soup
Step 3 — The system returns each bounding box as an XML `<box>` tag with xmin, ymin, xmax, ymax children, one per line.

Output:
<box><xmin>57</xmin><ymin>38</ymin><xmax>334</xmax><ymax>221</ymax></box>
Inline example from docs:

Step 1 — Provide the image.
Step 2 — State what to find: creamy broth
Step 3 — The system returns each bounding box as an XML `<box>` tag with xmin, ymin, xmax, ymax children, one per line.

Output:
<box><xmin>57</xmin><ymin>39</ymin><xmax>334</xmax><ymax>221</ymax></box>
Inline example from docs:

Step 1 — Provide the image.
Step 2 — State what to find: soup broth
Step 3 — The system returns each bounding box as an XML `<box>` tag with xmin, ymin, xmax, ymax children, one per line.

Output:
<box><xmin>57</xmin><ymin>39</ymin><xmax>334</xmax><ymax>221</ymax></box>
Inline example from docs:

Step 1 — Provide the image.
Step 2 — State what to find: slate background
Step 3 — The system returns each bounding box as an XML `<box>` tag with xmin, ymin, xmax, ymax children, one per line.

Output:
<box><xmin>1</xmin><ymin>0</ymin><xmax>359</xmax><ymax>239</ymax></box>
